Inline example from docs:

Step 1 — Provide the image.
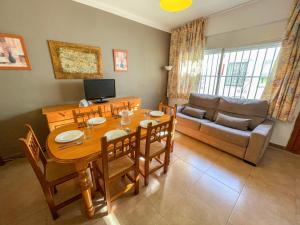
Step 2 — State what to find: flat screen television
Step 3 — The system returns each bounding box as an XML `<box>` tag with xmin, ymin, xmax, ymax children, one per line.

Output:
<box><xmin>84</xmin><ymin>79</ymin><xmax>116</xmax><ymax>103</ymax></box>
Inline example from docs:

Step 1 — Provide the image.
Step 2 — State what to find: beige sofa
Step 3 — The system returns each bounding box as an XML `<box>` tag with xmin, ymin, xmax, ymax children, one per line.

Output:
<box><xmin>176</xmin><ymin>93</ymin><xmax>274</xmax><ymax>165</ymax></box>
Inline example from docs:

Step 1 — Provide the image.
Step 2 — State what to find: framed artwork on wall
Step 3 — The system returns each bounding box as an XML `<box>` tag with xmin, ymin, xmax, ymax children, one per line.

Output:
<box><xmin>113</xmin><ymin>49</ymin><xmax>128</xmax><ymax>72</ymax></box>
<box><xmin>0</xmin><ymin>33</ymin><xmax>31</xmax><ymax>70</ymax></box>
<box><xmin>48</xmin><ymin>40</ymin><xmax>103</xmax><ymax>79</ymax></box>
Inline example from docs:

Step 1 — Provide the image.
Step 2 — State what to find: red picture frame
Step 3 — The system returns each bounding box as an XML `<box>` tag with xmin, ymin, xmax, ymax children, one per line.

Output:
<box><xmin>0</xmin><ymin>33</ymin><xmax>31</xmax><ymax>70</ymax></box>
<box><xmin>113</xmin><ymin>49</ymin><xmax>128</xmax><ymax>72</ymax></box>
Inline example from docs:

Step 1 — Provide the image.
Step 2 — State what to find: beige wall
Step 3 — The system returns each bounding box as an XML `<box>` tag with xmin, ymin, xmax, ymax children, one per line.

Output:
<box><xmin>0</xmin><ymin>0</ymin><xmax>170</xmax><ymax>157</ymax></box>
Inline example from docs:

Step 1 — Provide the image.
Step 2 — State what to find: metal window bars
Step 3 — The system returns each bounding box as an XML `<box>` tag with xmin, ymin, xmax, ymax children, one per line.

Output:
<box><xmin>198</xmin><ymin>43</ymin><xmax>281</xmax><ymax>100</ymax></box>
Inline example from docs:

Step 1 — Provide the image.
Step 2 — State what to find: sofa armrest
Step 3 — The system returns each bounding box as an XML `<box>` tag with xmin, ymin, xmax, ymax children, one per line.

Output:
<box><xmin>177</xmin><ymin>105</ymin><xmax>186</xmax><ymax>113</ymax></box>
<box><xmin>244</xmin><ymin>119</ymin><xmax>274</xmax><ymax>165</ymax></box>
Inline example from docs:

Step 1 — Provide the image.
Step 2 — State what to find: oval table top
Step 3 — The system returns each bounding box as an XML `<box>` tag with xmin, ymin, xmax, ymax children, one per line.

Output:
<box><xmin>47</xmin><ymin>109</ymin><xmax>171</xmax><ymax>163</ymax></box>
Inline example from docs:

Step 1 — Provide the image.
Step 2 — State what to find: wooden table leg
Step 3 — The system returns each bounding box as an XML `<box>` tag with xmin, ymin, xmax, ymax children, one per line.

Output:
<box><xmin>76</xmin><ymin>161</ymin><xmax>95</xmax><ymax>218</ymax></box>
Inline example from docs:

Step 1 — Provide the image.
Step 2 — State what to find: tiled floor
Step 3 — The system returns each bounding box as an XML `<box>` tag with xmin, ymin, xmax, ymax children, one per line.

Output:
<box><xmin>1</xmin><ymin>132</ymin><xmax>300</xmax><ymax>225</ymax></box>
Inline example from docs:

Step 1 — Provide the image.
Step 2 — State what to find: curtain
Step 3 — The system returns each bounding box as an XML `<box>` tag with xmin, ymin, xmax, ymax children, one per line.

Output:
<box><xmin>167</xmin><ymin>18</ymin><xmax>207</xmax><ymax>99</ymax></box>
<box><xmin>263</xmin><ymin>0</ymin><xmax>300</xmax><ymax>121</ymax></box>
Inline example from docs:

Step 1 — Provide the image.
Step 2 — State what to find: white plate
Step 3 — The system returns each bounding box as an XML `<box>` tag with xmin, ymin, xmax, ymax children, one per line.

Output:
<box><xmin>55</xmin><ymin>130</ymin><xmax>84</xmax><ymax>143</ymax></box>
<box><xmin>150</xmin><ymin>111</ymin><xmax>164</xmax><ymax>117</ymax></box>
<box><xmin>87</xmin><ymin>117</ymin><xmax>106</xmax><ymax>125</ymax></box>
<box><xmin>140</xmin><ymin>120</ymin><xmax>158</xmax><ymax>129</ymax></box>
<box><xmin>104</xmin><ymin>129</ymin><xmax>127</xmax><ymax>141</ymax></box>
<box><xmin>118</xmin><ymin>110</ymin><xmax>134</xmax><ymax>116</ymax></box>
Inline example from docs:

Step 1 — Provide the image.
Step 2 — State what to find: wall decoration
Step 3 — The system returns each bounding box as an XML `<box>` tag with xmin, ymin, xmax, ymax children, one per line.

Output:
<box><xmin>0</xmin><ymin>33</ymin><xmax>31</xmax><ymax>70</ymax></box>
<box><xmin>48</xmin><ymin>40</ymin><xmax>103</xmax><ymax>79</ymax></box>
<box><xmin>113</xmin><ymin>49</ymin><xmax>128</xmax><ymax>72</ymax></box>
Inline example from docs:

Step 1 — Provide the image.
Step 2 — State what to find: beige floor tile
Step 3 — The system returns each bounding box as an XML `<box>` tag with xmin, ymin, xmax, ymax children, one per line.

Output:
<box><xmin>297</xmin><ymin>198</ymin><xmax>300</xmax><ymax>215</ymax></box>
<box><xmin>173</xmin><ymin>141</ymin><xmax>222</xmax><ymax>172</ymax></box>
<box><xmin>250</xmin><ymin>149</ymin><xmax>297</xmax><ymax>197</ymax></box>
<box><xmin>190</xmin><ymin>174</ymin><xmax>240</xmax><ymax>206</ymax></box>
<box><xmin>229</xmin><ymin>176</ymin><xmax>296</xmax><ymax>225</ymax></box>
<box><xmin>1</xmin><ymin>132</ymin><xmax>299</xmax><ymax>225</ymax></box>
<box><xmin>296</xmin><ymin>178</ymin><xmax>300</xmax><ymax>198</ymax></box>
<box><xmin>114</xmin><ymin>197</ymin><xmax>169</xmax><ymax>225</ymax></box>
<box><xmin>205</xmin><ymin>153</ymin><xmax>253</xmax><ymax>192</ymax></box>
<box><xmin>297</xmin><ymin>215</ymin><xmax>300</xmax><ymax>225</ymax></box>
<box><xmin>10</xmin><ymin>207</ymin><xmax>50</xmax><ymax>225</ymax></box>
<box><xmin>155</xmin><ymin>158</ymin><xmax>204</xmax><ymax>190</ymax></box>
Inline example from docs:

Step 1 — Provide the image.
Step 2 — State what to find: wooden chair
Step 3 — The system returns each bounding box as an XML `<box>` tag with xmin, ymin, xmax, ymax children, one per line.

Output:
<box><xmin>110</xmin><ymin>102</ymin><xmax>129</xmax><ymax>117</ymax></box>
<box><xmin>72</xmin><ymin>106</ymin><xmax>103</xmax><ymax>127</ymax></box>
<box><xmin>158</xmin><ymin>103</ymin><xmax>177</xmax><ymax>151</ymax></box>
<box><xmin>93</xmin><ymin>126</ymin><xmax>141</xmax><ymax>213</ymax></box>
<box><xmin>19</xmin><ymin>124</ymin><xmax>81</xmax><ymax>220</ymax></box>
<box><xmin>128</xmin><ymin>101</ymin><xmax>140</xmax><ymax>111</ymax></box>
<box><xmin>159</xmin><ymin>102</ymin><xmax>177</xmax><ymax>118</ymax></box>
<box><xmin>140</xmin><ymin>116</ymin><xmax>174</xmax><ymax>186</ymax></box>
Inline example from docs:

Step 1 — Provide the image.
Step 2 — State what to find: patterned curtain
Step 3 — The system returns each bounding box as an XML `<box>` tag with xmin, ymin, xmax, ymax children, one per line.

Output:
<box><xmin>167</xmin><ymin>18</ymin><xmax>207</xmax><ymax>99</ymax></box>
<box><xmin>263</xmin><ymin>0</ymin><xmax>300</xmax><ymax>122</ymax></box>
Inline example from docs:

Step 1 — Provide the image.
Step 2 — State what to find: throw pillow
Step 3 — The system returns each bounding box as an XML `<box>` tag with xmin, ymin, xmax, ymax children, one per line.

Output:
<box><xmin>215</xmin><ymin>113</ymin><xmax>251</xmax><ymax>131</ymax></box>
<box><xmin>182</xmin><ymin>106</ymin><xmax>206</xmax><ymax>119</ymax></box>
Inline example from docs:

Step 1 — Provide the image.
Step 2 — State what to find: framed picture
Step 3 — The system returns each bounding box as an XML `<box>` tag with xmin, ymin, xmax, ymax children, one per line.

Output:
<box><xmin>0</xmin><ymin>33</ymin><xmax>31</xmax><ymax>70</ymax></box>
<box><xmin>48</xmin><ymin>40</ymin><xmax>103</xmax><ymax>79</ymax></box>
<box><xmin>113</xmin><ymin>49</ymin><xmax>128</xmax><ymax>72</ymax></box>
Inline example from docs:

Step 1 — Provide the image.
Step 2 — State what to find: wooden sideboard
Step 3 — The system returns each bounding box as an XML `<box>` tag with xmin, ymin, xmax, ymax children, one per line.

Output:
<box><xmin>42</xmin><ymin>96</ymin><xmax>141</xmax><ymax>131</ymax></box>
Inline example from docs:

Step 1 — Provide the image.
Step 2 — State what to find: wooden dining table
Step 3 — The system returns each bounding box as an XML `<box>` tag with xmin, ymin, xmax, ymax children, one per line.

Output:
<box><xmin>46</xmin><ymin>108</ymin><xmax>171</xmax><ymax>218</ymax></box>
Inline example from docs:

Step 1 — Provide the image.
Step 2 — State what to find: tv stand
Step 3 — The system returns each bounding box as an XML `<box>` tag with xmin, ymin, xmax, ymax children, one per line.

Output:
<box><xmin>42</xmin><ymin>96</ymin><xmax>141</xmax><ymax>131</ymax></box>
<box><xmin>94</xmin><ymin>98</ymin><xmax>108</xmax><ymax>104</ymax></box>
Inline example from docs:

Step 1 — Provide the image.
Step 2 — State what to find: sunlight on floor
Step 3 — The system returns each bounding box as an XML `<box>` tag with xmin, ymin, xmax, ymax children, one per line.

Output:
<box><xmin>104</xmin><ymin>213</ymin><xmax>121</xmax><ymax>225</ymax></box>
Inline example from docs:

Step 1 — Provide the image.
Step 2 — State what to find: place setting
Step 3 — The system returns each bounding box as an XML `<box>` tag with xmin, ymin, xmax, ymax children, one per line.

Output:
<box><xmin>104</xmin><ymin>109</ymin><xmax>133</xmax><ymax>141</ymax></box>
<box><xmin>55</xmin><ymin>130</ymin><xmax>85</xmax><ymax>150</ymax></box>
<box><xmin>55</xmin><ymin>116</ymin><xmax>107</xmax><ymax>149</ymax></box>
<box><xmin>140</xmin><ymin>110</ymin><xmax>164</xmax><ymax>128</ymax></box>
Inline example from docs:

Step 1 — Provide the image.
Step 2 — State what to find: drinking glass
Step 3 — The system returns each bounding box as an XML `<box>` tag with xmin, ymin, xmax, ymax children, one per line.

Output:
<box><xmin>84</xmin><ymin>122</ymin><xmax>93</xmax><ymax>140</ymax></box>
<box><xmin>120</xmin><ymin>110</ymin><xmax>131</xmax><ymax>126</ymax></box>
<box><xmin>144</xmin><ymin>110</ymin><xmax>150</xmax><ymax>119</ymax></box>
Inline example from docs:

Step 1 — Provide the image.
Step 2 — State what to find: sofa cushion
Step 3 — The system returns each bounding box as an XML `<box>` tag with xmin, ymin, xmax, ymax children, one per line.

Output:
<box><xmin>200</xmin><ymin>122</ymin><xmax>251</xmax><ymax>147</ymax></box>
<box><xmin>216</xmin><ymin>97</ymin><xmax>269</xmax><ymax>129</ymax></box>
<box><xmin>188</xmin><ymin>93</ymin><xmax>220</xmax><ymax>120</ymax></box>
<box><xmin>182</xmin><ymin>106</ymin><xmax>206</xmax><ymax>119</ymax></box>
<box><xmin>177</xmin><ymin>112</ymin><xmax>211</xmax><ymax>130</ymax></box>
<box><xmin>215</xmin><ymin>113</ymin><xmax>251</xmax><ymax>131</ymax></box>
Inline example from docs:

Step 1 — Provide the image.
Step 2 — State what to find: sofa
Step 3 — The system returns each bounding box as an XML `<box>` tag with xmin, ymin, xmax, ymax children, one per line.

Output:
<box><xmin>176</xmin><ymin>93</ymin><xmax>274</xmax><ymax>165</ymax></box>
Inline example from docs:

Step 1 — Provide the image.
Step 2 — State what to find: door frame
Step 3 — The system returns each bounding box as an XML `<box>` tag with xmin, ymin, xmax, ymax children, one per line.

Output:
<box><xmin>287</xmin><ymin>112</ymin><xmax>300</xmax><ymax>153</ymax></box>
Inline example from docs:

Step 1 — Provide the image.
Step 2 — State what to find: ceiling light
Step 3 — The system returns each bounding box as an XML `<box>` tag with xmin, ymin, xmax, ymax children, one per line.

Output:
<box><xmin>160</xmin><ymin>0</ymin><xmax>193</xmax><ymax>12</ymax></box>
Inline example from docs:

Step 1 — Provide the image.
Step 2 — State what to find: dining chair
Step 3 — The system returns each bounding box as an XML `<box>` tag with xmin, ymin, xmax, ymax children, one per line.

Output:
<box><xmin>158</xmin><ymin>103</ymin><xmax>177</xmax><ymax>152</ymax></box>
<box><xmin>140</xmin><ymin>116</ymin><xmax>174</xmax><ymax>186</ymax></box>
<box><xmin>93</xmin><ymin>126</ymin><xmax>141</xmax><ymax>213</ymax></box>
<box><xmin>72</xmin><ymin>106</ymin><xmax>104</xmax><ymax>126</ymax></box>
<box><xmin>110</xmin><ymin>102</ymin><xmax>129</xmax><ymax>117</ymax></box>
<box><xmin>128</xmin><ymin>101</ymin><xmax>140</xmax><ymax>111</ymax></box>
<box><xmin>158</xmin><ymin>102</ymin><xmax>177</xmax><ymax>118</ymax></box>
<box><xmin>19</xmin><ymin>124</ymin><xmax>81</xmax><ymax>220</ymax></box>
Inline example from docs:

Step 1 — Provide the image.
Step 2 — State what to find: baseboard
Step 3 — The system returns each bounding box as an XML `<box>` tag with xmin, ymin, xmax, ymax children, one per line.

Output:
<box><xmin>0</xmin><ymin>157</ymin><xmax>5</xmax><ymax>166</ymax></box>
<box><xmin>269</xmin><ymin>142</ymin><xmax>286</xmax><ymax>150</ymax></box>
<box><xmin>0</xmin><ymin>152</ymin><xmax>25</xmax><ymax>166</ymax></box>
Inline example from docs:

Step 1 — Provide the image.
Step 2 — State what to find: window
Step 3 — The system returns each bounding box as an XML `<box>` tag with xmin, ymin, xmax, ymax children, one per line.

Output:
<box><xmin>198</xmin><ymin>43</ymin><xmax>281</xmax><ymax>99</ymax></box>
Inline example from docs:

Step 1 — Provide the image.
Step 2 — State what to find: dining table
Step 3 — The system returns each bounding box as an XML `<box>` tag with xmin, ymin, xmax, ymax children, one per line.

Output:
<box><xmin>46</xmin><ymin>108</ymin><xmax>171</xmax><ymax>218</ymax></box>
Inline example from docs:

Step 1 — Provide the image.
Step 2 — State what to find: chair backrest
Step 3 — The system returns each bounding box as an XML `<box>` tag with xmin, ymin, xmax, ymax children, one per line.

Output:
<box><xmin>101</xmin><ymin>127</ymin><xmax>141</xmax><ymax>177</ymax></box>
<box><xmin>72</xmin><ymin>106</ymin><xmax>103</xmax><ymax>126</ymax></box>
<box><xmin>19</xmin><ymin>124</ymin><xmax>47</xmax><ymax>183</ymax></box>
<box><xmin>128</xmin><ymin>101</ymin><xmax>140</xmax><ymax>111</ymax></box>
<box><xmin>110</xmin><ymin>102</ymin><xmax>129</xmax><ymax>117</ymax></box>
<box><xmin>145</xmin><ymin>116</ymin><xmax>174</xmax><ymax>156</ymax></box>
<box><xmin>101</xmin><ymin>126</ymin><xmax>141</xmax><ymax>162</ymax></box>
<box><xmin>159</xmin><ymin>103</ymin><xmax>177</xmax><ymax>118</ymax></box>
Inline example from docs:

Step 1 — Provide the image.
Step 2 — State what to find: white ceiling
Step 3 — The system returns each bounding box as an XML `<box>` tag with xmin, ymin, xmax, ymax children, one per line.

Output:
<box><xmin>73</xmin><ymin>0</ymin><xmax>256</xmax><ymax>32</ymax></box>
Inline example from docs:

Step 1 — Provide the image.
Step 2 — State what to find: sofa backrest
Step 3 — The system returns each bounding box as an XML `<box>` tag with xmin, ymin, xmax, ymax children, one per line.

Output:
<box><xmin>215</xmin><ymin>97</ymin><xmax>269</xmax><ymax>130</ymax></box>
<box><xmin>188</xmin><ymin>94</ymin><xmax>220</xmax><ymax>120</ymax></box>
